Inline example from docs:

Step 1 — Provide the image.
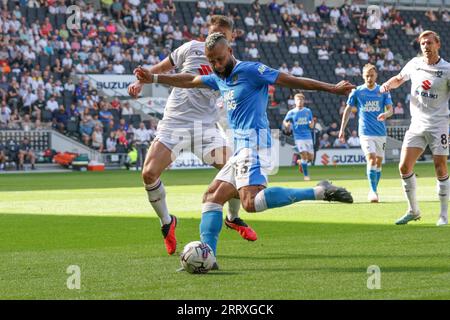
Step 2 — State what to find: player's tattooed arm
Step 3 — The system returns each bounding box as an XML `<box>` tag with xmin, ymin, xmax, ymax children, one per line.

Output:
<box><xmin>380</xmin><ymin>74</ymin><xmax>405</xmax><ymax>93</ymax></box>
<box><xmin>275</xmin><ymin>72</ymin><xmax>355</xmax><ymax>96</ymax></box>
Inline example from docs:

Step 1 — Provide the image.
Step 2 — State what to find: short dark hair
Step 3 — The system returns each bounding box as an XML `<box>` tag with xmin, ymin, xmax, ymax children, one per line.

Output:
<box><xmin>205</xmin><ymin>32</ymin><xmax>229</xmax><ymax>50</ymax></box>
<box><xmin>209</xmin><ymin>15</ymin><xmax>234</xmax><ymax>31</ymax></box>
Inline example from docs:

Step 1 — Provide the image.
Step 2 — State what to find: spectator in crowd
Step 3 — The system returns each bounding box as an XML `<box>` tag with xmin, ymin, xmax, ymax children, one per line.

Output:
<box><xmin>266</xmin><ymin>28</ymin><xmax>278</xmax><ymax>42</ymax></box>
<box><xmin>335</xmin><ymin>62</ymin><xmax>346</xmax><ymax>78</ymax></box>
<box><xmin>21</xmin><ymin>114</ymin><xmax>33</xmax><ymax>131</ymax></box>
<box><xmin>122</xmin><ymin>102</ymin><xmax>134</xmax><ymax>115</ymax></box>
<box><xmin>347</xmin><ymin>130</ymin><xmax>361</xmax><ymax>148</ymax></box>
<box><xmin>18</xmin><ymin>137</ymin><xmax>36</xmax><ymax>170</ymax></box>
<box><xmin>5</xmin><ymin>139</ymin><xmax>20</xmax><ymax>170</ymax></box>
<box><xmin>45</xmin><ymin>95</ymin><xmax>59</xmax><ymax>113</ymax></box>
<box><xmin>319</xmin><ymin>133</ymin><xmax>331</xmax><ymax>149</ymax></box>
<box><xmin>106</xmin><ymin>131</ymin><xmax>117</xmax><ymax>153</ymax></box>
<box><xmin>279</xmin><ymin>63</ymin><xmax>289</xmax><ymax>74</ymax></box>
<box><xmin>248</xmin><ymin>43</ymin><xmax>260</xmax><ymax>59</ymax></box>
<box><xmin>291</xmin><ymin>61</ymin><xmax>304</xmax><ymax>77</ymax></box>
<box><xmin>133</xmin><ymin>121</ymin><xmax>154</xmax><ymax>170</ymax></box>
<box><xmin>0</xmin><ymin>102</ymin><xmax>11</xmax><ymax>128</ymax></box>
<box><xmin>318</xmin><ymin>45</ymin><xmax>330</xmax><ymax>60</ymax></box>
<box><xmin>346</xmin><ymin>63</ymin><xmax>357</xmax><ymax>76</ymax></box>
<box><xmin>327</xmin><ymin>122</ymin><xmax>340</xmax><ymax>144</ymax></box>
<box><xmin>287</xmin><ymin>95</ymin><xmax>295</xmax><ymax>108</ymax></box>
<box><xmin>91</xmin><ymin>125</ymin><xmax>104</xmax><ymax>152</ymax></box>
<box><xmin>244</xmin><ymin>12</ymin><xmax>255</xmax><ymax>27</ymax></box>
<box><xmin>317</xmin><ymin>1</ymin><xmax>330</xmax><ymax>19</ymax></box>
<box><xmin>333</xmin><ymin>136</ymin><xmax>349</xmax><ymax>148</ymax></box>
<box><xmin>288</xmin><ymin>41</ymin><xmax>299</xmax><ymax>55</ymax></box>
<box><xmin>358</xmin><ymin>47</ymin><xmax>370</xmax><ymax>61</ymax></box>
<box><xmin>268</xmin><ymin>0</ymin><xmax>280</xmax><ymax>13</ymax></box>
<box><xmin>80</xmin><ymin>116</ymin><xmax>95</xmax><ymax>146</ymax></box>
<box><xmin>246</xmin><ymin>29</ymin><xmax>258</xmax><ymax>42</ymax></box>
<box><xmin>298</xmin><ymin>39</ymin><xmax>309</xmax><ymax>54</ymax></box>
<box><xmin>52</xmin><ymin>105</ymin><xmax>68</xmax><ymax>133</ymax></box>
<box><xmin>425</xmin><ymin>10</ymin><xmax>437</xmax><ymax>22</ymax></box>
<box><xmin>442</xmin><ymin>10</ymin><xmax>449</xmax><ymax>22</ymax></box>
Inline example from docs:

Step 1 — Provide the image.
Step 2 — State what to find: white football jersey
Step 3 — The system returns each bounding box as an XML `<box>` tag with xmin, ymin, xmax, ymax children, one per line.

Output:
<box><xmin>159</xmin><ymin>40</ymin><xmax>220</xmax><ymax>127</ymax></box>
<box><xmin>400</xmin><ymin>57</ymin><xmax>450</xmax><ymax>132</ymax></box>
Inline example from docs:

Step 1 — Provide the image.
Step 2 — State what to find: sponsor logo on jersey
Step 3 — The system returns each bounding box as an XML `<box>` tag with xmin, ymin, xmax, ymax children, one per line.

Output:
<box><xmin>296</xmin><ymin>117</ymin><xmax>309</xmax><ymax>125</ymax></box>
<box><xmin>436</xmin><ymin>70</ymin><xmax>443</xmax><ymax>78</ymax></box>
<box><xmin>422</xmin><ymin>80</ymin><xmax>432</xmax><ymax>90</ymax></box>
<box><xmin>416</xmin><ymin>91</ymin><xmax>439</xmax><ymax>99</ymax></box>
<box><xmin>361</xmin><ymin>100</ymin><xmax>381</xmax><ymax>112</ymax></box>
<box><xmin>258</xmin><ymin>65</ymin><xmax>267</xmax><ymax>75</ymax></box>
<box><xmin>198</xmin><ymin>64</ymin><xmax>212</xmax><ymax>75</ymax></box>
<box><xmin>224</xmin><ymin>90</ymin><xmax>237</xmax><ymax>110</ymax></box>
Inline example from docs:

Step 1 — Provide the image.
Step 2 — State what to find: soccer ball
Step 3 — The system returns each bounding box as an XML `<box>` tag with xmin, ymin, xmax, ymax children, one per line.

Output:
<box><xmin>180</xmin><ymin>241</ymin><xmax>215</xmax><ymax>274</ymax></box>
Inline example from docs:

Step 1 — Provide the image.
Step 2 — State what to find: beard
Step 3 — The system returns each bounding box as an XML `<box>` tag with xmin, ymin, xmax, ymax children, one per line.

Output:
<box><xmin>213</xmin><ymin>58</ymin><xmax>235</xmax><ymax>78</ymax></box>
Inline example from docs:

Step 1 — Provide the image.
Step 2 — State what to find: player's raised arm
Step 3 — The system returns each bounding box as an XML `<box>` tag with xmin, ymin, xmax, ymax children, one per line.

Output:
<box><xmin>134</xmin><ymin>66</ymin><xmax>207</xmax><ymax>88</ymax></box>
<box><xmin>275</xmin><ymin>72</ymin><xmax>355</xmax><ymax>96</ymax></box>
<box><xmin>380</xmin><ymin>74</ymin><xmax>406</xmax><ymax>93</ymax></box>
<box><xmin>128</xmin><ymin>58</ymin><xmax>175</xmax><ymax>98</ymax></box>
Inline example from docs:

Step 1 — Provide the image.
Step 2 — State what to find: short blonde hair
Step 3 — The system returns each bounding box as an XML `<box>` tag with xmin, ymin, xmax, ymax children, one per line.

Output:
<box><xmin>294</xmin><ymin>92</ymin><xmax>305</xmax><ymax>99</ymax></box>
<box><xmin>362</xmin><ymin>63</ymin><xmax>377</xmax><ymax>74</ymax></box>
<box><xmin>418</xmin><ymin>30</ymin><xmax>440</xmax><ymax>43</ymax></box>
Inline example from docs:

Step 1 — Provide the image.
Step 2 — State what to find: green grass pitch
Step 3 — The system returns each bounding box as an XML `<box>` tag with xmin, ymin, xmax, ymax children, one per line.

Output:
<box><xmin>1</xmin><ymin>163</ymin><xmax>450</xmax><ymax>299</ymax></box>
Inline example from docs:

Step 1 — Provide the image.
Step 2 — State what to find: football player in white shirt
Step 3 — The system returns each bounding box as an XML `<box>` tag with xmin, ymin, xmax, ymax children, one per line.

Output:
<box><xmin>380</xmin><ymin>31</ymin><xmax>450</xmax><ymax>226</ymax></box>
<box><xmin>128</xmin><ymin>16</ymin><xmax>257</xmax><ymax>256</ymax></box>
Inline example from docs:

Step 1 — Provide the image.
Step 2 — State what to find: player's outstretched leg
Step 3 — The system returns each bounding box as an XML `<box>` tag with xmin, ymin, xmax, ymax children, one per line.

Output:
<box><xmin>252</xmin><ymin>180</ymin><xmax>353</xmax><ymax>212</ymax></box>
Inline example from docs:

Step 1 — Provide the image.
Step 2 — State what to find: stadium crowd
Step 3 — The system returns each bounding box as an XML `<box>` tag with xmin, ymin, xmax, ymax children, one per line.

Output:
<box><xmin>0</xmin><ymin>0</ymin><xmax>449</xmax><ymax>170</ymax></box>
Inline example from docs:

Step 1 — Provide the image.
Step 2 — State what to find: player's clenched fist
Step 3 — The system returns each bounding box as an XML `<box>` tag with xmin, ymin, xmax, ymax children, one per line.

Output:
<box><xmin>128</xmin><ymin>81</ymin><xmax>143</xmax><ymax>99</ymax></box>
<box><xmin>134</xmin><ymin>66</ymin><xmax>153</xmax><ymax>83</ymax></box>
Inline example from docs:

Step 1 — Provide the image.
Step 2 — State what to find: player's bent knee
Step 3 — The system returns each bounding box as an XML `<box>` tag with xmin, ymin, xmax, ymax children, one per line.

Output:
<box><xmin>240</xmin><ymin>194</ymin><xmax>257</xmax><ymax>212</ymax></box>
<box><xmin>242</xmin><ymin>199</ymin><xmax>256</xmax><ymax>213</ymax></box>
<box><xmin>142</xmin><ymin>165</ymin><xmax>161</xmax><ymax>184</ymax></box>
<box><xmin>399</xmin><ymin>163</ymin><xmax>411</xmax><ymax>175</ymax></box>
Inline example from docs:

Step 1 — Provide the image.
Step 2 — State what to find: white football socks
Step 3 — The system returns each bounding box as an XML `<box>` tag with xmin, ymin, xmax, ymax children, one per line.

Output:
<box><xmin>437</xmin><ymin>176</ymin><xmax>449</xmax><ymax>219</ymax></box>
<box><xmin>227</xmin><ymin>198</ymin><xmax>241</xmax><ymax>221</ymax></box>
<box><xmin>401</xmin><ymin>173</ymin><xmax>419</xmax><ymax>214</ymax></box>
<box><xmin>145</xmin><ymin>179</ymin><xmax>171</xmax><ymax>225</ymax></box>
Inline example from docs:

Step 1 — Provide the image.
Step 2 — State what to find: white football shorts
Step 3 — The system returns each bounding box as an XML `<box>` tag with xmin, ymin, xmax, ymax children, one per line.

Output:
<box><xmin>403</xmin><ymin>126</ymin><xmax>449</xmax><ymax>156</ymax></box>
<box><xmin>214</xmin><ymin>147</ymin><xmax>275</xmax><ymax>190</ymax></box>
<box><xmin>155</xmin><ymin>120</ymin><xmax>229</xmax><ymax>165</ymax></box>
<box><xmin>360</xmin><ymin>135</ymin><xmax>386</xmax><ymax>158</ymax></box>
<box><xmin>295</xmin><ymin>139</ymin><xmax>314</xmax><ymax>154</ymax></box>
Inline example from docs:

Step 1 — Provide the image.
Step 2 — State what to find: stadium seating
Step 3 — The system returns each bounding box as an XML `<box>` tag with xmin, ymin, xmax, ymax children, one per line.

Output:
<box><xmin>1</xmin><ymin>0</ymin><xmax>449</xmax><ymax>160</ymax></box>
